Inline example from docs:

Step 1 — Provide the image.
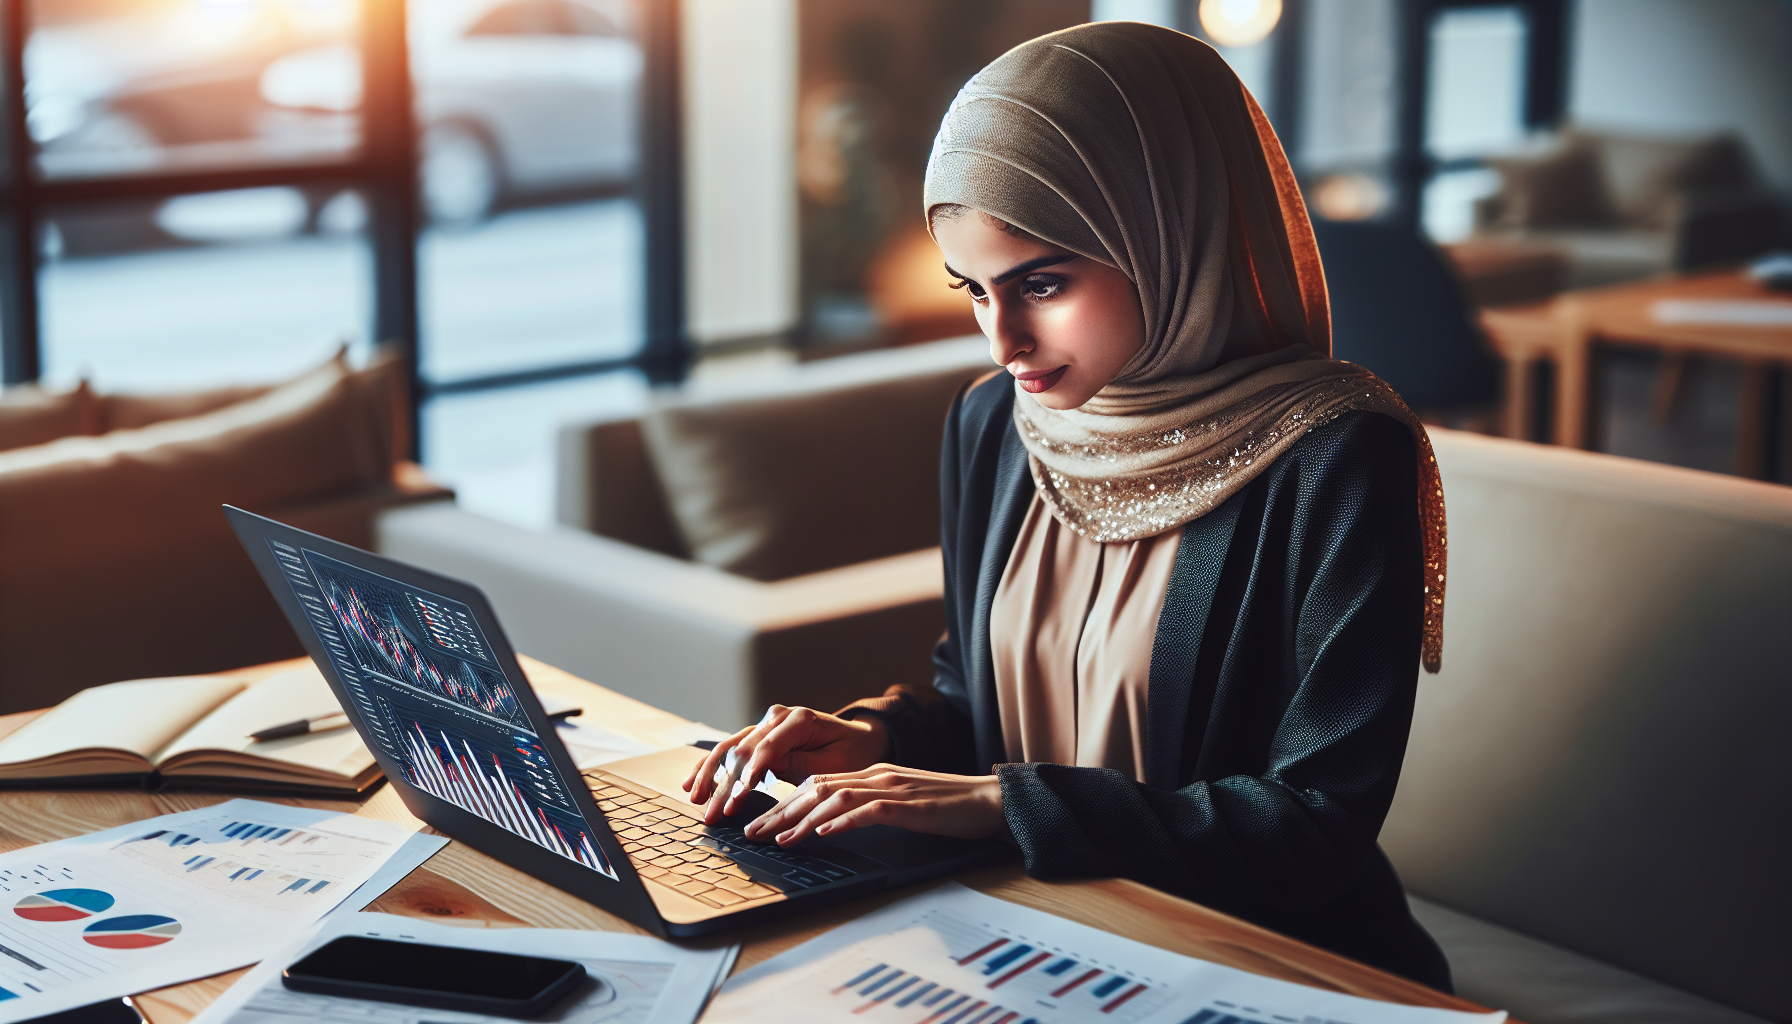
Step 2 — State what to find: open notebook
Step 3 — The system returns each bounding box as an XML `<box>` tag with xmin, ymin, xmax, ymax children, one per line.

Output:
<box><xmin>0</xmin><ymin>667</ymin><xmax>381</xmax><ymax>796</ymax></box>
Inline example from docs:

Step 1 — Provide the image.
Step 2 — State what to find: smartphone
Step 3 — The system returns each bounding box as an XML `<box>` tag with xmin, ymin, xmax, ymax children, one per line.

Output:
<box><xmin>282</xmin><ymin>936</ymin><xmax>586</xmax><ymax>1017</ymax></box>
<box><xmin>22</xmin><ymin>998</ymin><xmax>146</xmax><ymax>1024</ymax></box>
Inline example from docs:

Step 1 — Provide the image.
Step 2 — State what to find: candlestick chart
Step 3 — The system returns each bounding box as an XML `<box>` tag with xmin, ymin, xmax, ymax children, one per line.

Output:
<box><xmin>309</xmin><ymin>557</ymin><xmax>525</xmax><ymax>727</ymax></box>
<box><xmin>400</xmin><ymin>719</ymin><xmax>614</xmax><ymax>878</ymax></box>
<box><xmin>281</xmin><ymin>546</ymin><xmax>618</xmax><ymax>885</ymax></box>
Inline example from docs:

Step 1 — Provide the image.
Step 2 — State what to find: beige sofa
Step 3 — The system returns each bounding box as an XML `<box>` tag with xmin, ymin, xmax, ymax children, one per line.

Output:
<box><xmin>0</xmin><ymin>355</ymin><xmax>451</xmax><ymax>713</ymax></box>
<box><xmin>1472</xmin><ymin>128</ymin><xmax>1788</xmax><ymax>289</ymax></box>
<box><xmin>379</xmin><ymin>337</ymin><xmax>994</xmax><ymax>729</ymax></box>
<box><xmin>1385</xmin><ymin>430</ymin><xmax>1790</xmax><ymax>1024</ymax></box>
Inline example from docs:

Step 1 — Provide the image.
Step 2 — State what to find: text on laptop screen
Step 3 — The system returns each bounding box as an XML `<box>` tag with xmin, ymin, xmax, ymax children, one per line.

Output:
<box><xmin>265</xmin><ymin>538</ymin><xmax>616</xmax><ymax>880</ymax></box>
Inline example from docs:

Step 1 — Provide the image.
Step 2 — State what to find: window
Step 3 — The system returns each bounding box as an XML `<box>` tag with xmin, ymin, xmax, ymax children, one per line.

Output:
<box><xmin>1422</xmin><ymin>5</ymin><xmax>1528</xmax><ymax>239</ymax></box>
<box><xmin>0</xmin><ymin>0</ymin><xmax>680</xmax><ymax>529</ymax></box>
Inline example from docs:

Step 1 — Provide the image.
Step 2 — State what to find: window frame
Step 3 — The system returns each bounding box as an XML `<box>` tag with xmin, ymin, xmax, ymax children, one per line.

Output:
<box><xmin>0</xmin><ymin>0</ymin><xmax>687</xmax><ymax>456</ymax></box>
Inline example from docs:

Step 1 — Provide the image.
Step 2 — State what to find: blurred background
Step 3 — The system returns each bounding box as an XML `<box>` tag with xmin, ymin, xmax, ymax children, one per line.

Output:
<box><xmin>2</xmin><ymin>0</ymin><xmax>1789</xmax><ymax>527</ymax></box>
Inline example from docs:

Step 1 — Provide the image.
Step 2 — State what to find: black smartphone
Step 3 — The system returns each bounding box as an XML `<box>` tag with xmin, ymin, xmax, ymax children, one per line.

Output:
<box><xmin>21</xmin><ymin>998</ymin><xmax>146</xmax><ymax>1024</ymax></box>
<box><xmin>282</xmin><ymin>936</ymin><xmax>586</xmax><ymax>1017</ymax></box>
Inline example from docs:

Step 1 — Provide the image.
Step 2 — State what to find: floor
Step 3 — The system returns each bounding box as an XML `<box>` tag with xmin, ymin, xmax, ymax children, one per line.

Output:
<box><xmin>1594</xmin><ymin>346</ymin><xmax>1787</xmax><ymax>483</ymax></box>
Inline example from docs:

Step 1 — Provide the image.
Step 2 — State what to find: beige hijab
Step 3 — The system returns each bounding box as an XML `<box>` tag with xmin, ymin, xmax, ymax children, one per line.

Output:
<box><xmin>924</xmin><ymin>22</ymin><xmax>1446</xmax><ymax>672</ymax></box>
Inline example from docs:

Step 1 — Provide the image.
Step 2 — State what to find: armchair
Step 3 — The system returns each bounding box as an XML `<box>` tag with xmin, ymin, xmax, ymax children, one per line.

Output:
<box><xmin>379</xmin><ymin>337</ymin><xmax>995</xmax><ymax>729</ymax></box>
<box><xmin>1383</xmin><ymin>429</ymin><xmax>1791</xmax><ymax>1023</ymax></box>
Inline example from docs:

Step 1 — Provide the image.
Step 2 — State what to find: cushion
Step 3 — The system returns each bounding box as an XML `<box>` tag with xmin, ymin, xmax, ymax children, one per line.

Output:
<box><xmin>641</xmin><ymin>362</ymin><xmax>985</xmax><ymax>580</ymax></box>
<box><xmin>0</xmin><ymin>352</ymin><xmax>406</xmax><ymax>707</ymax></box>
<box><xmin>102</xmin><ymin>381</ymin><xmax>277</xmax><ymax>432</ymax></box>
<box><xmin>1408</xmin><ymin>896</ymin><xmax>1770</xmax><ymax>1024</ymax></box>
<box><xmin>0</xmin><ymin>381</ymin><xmax>99</xmax><ymax>451</ymax></box>
<box><xmin>1576</xmin><ymin>130</ymin><xmax>1756</xmax><ymax>230</ymax></box>
<box><xmin>1485</xmin><ymin>142</ymin><xmax>1616</xmax><ymax>229</ymax></box>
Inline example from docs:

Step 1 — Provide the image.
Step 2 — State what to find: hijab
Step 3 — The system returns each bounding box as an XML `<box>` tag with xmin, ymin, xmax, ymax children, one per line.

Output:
<box><xmin>923</xmin><ymin>21</ymin><xmax>1446</xmax><ymax>672</ymax></box>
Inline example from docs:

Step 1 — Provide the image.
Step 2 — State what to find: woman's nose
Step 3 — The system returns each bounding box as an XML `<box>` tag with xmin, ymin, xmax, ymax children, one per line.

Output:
<box><xmin>984</xmin><ymin>299</ymin><xmax>1033</xmax><ymax>366</ymax></box>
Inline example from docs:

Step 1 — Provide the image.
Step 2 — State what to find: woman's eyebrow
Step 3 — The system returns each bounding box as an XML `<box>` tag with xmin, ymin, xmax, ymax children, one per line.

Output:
<box><xmin>992</xmin><ymin>254</ymin><xmax>1077</xmax><ymax>285</ymax></box>
<box><xmin>942</xmin><ymin>253</ymin><xmax>1078</xmax><ymax>286</ymax></box>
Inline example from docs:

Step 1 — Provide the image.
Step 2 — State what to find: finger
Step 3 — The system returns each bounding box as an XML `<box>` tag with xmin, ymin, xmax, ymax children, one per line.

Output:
<box><xmin>746</xmin><ymin>764</ymin><xmax>912</xmax><ymax>838</ymax></box>
<box><xmin>775</xmin><ymin>784</ymin><xmax>886</xmax><ymax>847</ymax></box>
<box><xmin>815</xmin><ymin>798</ymin><xmax>902</xmax><ymax>838</ymax></box>
<box><xmin>725</xmin><ymin>709</ymin><xmax>821</xmax><ymax>816</ymax></box>
<box><xmin>684</xmin><ymin>727</ymin><xmax>749</xmax><ymax>802</ymax></box>
<box><xmin>715</xmin><ymin>707</ymin><xmax>789</xmax><ymax>815</ymax></box>
<box><xmin>703</xmin><ymin>766</ymin><xmax>737</xmax><ymax>824</ymax></box>
<box><xmin>743</xmin><ymin>774</ymin><xmax>827</xmax><ymax>840</ymax></box>
<box><xmin>693</xmin><ymin>705</ymin><xmax>787</xmax><ymax>804</ymax></box>
<box><xmin>684</xmin><ymin>736</ymin><xmax>730</xmax><ymax>801</ymax></box>
<box><xmin>750</xmin><ymin>774</ymin><xmax>816</xmax><ymax>834</ymax></box>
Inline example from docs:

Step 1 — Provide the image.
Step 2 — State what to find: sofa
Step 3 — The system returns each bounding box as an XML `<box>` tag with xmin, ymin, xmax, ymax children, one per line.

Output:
<box><xmin>0</xmin><ymin>353</ymin><xmax>452</xmax><ymax>713</ymax></box>
<box><xmin>379</xmin><ymin>336</ymin><xmax>995</xmax><ymax>729</ymax></box>
<box><xmin>1383</xmin><ymin>429</ymin><xmax>1790</xmax><ymax>1024</ymax></box>
<box><xmin>1470</xmin><ymin>128</ymin><xmax>1790</xmax><ymax>290</ymax></box>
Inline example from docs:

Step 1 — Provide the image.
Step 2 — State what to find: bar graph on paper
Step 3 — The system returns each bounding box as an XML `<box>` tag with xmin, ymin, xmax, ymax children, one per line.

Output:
<box><xmin>106</xmin><ymin>814</ymin><xmax>393</xmax><ymax>913</ymax></box>
<box><xmin>824</xmin><ymin>908</ymin><xmax>1172</xmax><ymax>1024</ymax></box>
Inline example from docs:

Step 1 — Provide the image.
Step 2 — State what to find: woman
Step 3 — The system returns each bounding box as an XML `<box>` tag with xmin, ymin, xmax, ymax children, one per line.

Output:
<box><xmin>684</xmin><ymin>21</ymin><xmax>1451</xmax><ymax>988</ymax></box>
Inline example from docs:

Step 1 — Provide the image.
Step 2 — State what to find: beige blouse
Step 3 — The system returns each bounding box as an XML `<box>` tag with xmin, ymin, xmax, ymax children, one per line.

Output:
<box><xmin>989</xmin><ymin>491</ymin><xmax>1182</xmax><ymax>782</ymax></box>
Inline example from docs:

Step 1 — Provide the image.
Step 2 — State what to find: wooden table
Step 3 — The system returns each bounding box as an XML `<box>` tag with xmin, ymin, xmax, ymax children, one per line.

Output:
<box><xmin>0</xmin><ymin>658</ymin><xmax>1502</xmax><ymax>1023</ymax></box>
<box><xmin>1480</xmin><ymin>269</ymin><xmax>1792</xmax><ymax>476</ymax></box>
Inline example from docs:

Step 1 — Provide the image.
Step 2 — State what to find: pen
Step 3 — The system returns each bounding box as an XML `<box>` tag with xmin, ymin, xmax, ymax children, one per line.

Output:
<box><xmin>248</xmin><ymin>712</ymin><xmax>351</xmax><ymax>742</ymax></box>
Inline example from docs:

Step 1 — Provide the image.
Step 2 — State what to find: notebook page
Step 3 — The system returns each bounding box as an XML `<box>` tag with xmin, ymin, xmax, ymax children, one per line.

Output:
<box><xmin>0</xmin><ymin>676</ymin><xmax>248</xmax><ymax>766</ymax></box>
<box><xmin>156</xmin><ymin>667</ymin><xmax>373</xmax><ymax>778</ymax></box>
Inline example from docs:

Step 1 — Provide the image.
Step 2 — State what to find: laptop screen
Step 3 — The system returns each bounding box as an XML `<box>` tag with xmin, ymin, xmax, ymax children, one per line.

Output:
<box><xmin>263</xmin><ymin>536</ymin><xmax>618</xmax><ymax>881</ymax></box>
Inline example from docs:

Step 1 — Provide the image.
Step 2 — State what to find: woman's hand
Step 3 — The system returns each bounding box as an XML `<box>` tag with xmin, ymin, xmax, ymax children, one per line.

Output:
<box><xmin>681</xmin><ymin>705</ymin><xmax>889</xmax><ymax>823</ymax></box>
<box><xmin>741</xmin><ymin>765</ymin><xmax>1005</xmax><ymax>846</ymax></box>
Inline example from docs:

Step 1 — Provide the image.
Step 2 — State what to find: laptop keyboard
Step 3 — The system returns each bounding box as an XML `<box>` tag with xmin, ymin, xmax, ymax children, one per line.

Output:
<box><xmin>582</xmin><ymin>769</ymin><xmax>859</xmax><ymax>909</ymax></box>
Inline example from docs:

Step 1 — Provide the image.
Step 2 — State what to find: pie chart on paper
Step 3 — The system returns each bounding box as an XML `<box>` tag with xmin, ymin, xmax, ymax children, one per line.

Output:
<box><xmin>14</xmin><ymin>889</ymin><xmax>115</xmax><ymax>922</ymax></box>
<box><xmin>82</xmin><ymin>915</ymin><xmax>182</xmax><ymax>949</ymax></box>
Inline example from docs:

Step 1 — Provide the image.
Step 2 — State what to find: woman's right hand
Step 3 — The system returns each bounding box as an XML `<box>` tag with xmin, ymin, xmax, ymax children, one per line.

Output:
<box><xmin>681</xmin><ymin>705</ymin><xmax>889</xmax><ymax>823</ymax></box>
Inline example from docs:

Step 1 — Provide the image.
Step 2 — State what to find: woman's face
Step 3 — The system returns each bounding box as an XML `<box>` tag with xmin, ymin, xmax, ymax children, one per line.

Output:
<box><xmin>934</xmin><ymin>211</ymin><xmax>1144</xmax><ymax>410</ymax></box>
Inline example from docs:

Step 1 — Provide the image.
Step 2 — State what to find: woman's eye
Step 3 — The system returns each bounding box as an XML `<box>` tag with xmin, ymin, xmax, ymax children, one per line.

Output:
<box><xmin>1021</xmin><ymin>275</ymin><xmax>1065</xmax><ymax>300</ymax></box>
<box><xmin>958</xmin><ymin>280</ymin><xmax>987</xmax><ymax>300</ymax></box>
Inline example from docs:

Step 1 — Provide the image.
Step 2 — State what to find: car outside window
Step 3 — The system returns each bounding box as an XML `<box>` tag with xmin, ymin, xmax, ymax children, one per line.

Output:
<box><xmin>465</xmin><ymin>0</ymin><xmax>619</xmax><ymax>39</ymax></box>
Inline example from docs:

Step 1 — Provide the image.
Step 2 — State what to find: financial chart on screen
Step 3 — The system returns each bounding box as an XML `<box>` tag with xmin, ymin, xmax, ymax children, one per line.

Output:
<box><xmin>266</xmin><ymin>539</ymin><xmax>616</xmax><ymax>879</ymax></box>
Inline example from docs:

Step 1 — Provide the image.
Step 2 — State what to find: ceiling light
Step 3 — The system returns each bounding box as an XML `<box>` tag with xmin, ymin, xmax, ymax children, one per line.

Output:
<box><xmin>1198</xmin><ymin>0</ymin><xmax>1283</xmax><ymax>47</ymax></box>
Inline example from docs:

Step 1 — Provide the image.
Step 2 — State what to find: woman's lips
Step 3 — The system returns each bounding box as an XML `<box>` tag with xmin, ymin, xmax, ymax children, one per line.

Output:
<box><xmin>1014</xmin><ymin>365</ymin><xmax>1068</xmax><ymax>394</ymax></box>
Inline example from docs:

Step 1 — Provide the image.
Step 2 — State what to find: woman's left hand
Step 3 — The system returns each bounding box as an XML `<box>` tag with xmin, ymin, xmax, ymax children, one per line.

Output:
<box><xmin>742</xmin><ymin>765</ymin><xmax>1005</xmax><ymax>846</ymax></box>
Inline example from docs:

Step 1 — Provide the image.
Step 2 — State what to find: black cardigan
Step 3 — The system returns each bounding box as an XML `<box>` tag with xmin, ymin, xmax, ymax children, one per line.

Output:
<box><xmin>844</xmin><ymin>373</ymin><xmax>1451</xmax><ymax>990</ymax></box>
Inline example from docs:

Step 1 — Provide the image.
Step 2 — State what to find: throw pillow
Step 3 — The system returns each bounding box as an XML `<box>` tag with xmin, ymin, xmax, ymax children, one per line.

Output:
<box><xmin>0</xmin><ymin>381</ymin><xmax>100</xmax><ymax>452</ymax></box>
<box><xmin>1575</xmin><ymin>129</ymin><xmax>1757</xmax><ymax>230</ymax></box>
<box><xmin>103</xmin><ymin>382</ymin><xmax>276</xmax><ymax>432</ymax></box>
<box><xmin>1486</xmin><ymin>142</ymin><xmax>1615</xmax><ymax>229</ymax></box>
<box><xmin>642</xmin><ymin>363</ymin><xmax>984</xmax><ymax>581</ymax></box>
<box><xmin>0</xmin><ymin>351</ymin><xmax>406</xmax><ymax>705</ymax></box>
<box><xmin>0</xmin><ymin>351</ymin><xmax>402</xmax><ymax>574</ymax></box>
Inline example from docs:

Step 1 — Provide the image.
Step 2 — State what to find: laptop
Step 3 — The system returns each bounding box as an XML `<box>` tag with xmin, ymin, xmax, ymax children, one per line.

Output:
<box><xmin>225</xmin><ymin>506</ymin><xmax>1011</xmax><ymax>937</ymax></box>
